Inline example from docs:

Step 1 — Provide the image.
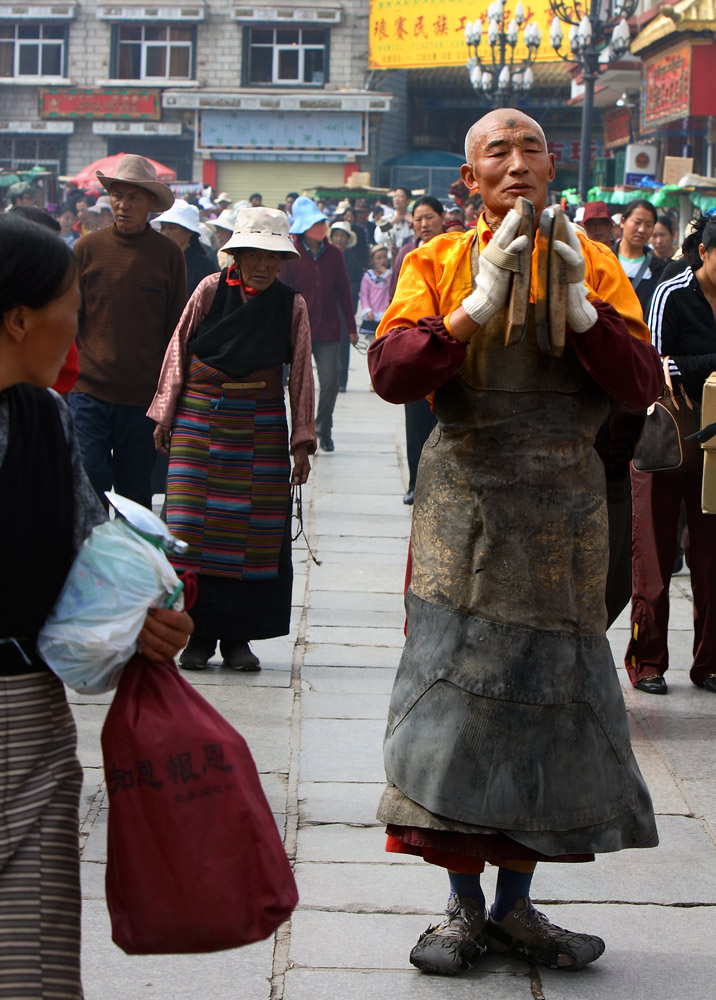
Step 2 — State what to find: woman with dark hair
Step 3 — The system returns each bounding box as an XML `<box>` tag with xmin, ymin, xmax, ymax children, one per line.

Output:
<box><xmin>651</xmin><ymin>214</ymin><xmax>677</xmax><ymax>261</ymax></box>
<box><xmin>626</xmin><ymin>213</ymin><xmax>716</xmax><ymax>695</ymax></box>
<box><xmin>0</xmin><ymin>214</ymin><xmax>192</xmax><ymax>997</ymax></box>
<box><xmin>616</xmin><ymin>198</ymin><xmax>667</xmax><ymax>315</ymax></box>
<box><xmin>387</xmin><ymin>195</ymin><xmax>445</xmax><ymax>504</ymax></box>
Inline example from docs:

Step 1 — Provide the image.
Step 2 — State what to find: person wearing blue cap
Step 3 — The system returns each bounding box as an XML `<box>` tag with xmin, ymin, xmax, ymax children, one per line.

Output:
<box><xmin>280</xmin><ymin>196</ymin><xmax>358</xmax><ymax>451</ymax></box>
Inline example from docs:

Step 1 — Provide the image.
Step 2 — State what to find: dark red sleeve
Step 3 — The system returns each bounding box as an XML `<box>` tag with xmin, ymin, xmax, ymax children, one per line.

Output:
<box><xmin>367</xmin><ymin>317</ymin><xmax>467</xmax><ymax>403</ymax></box>
<box><xmin>571</xmin><ymin>299</ymin><xmax>665</xmax><ymax>409</ymax></box>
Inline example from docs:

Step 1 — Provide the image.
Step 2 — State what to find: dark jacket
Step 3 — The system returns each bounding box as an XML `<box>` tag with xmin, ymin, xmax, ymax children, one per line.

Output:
<box><xmin>279</xmin><ymin>237</ymin><xmax>357</xmax><ymax>343</ymax></box>
<box><xmin>647</xmin><ymin>266</ymin><xmax>716</xmax><ymax>404</ymax></box>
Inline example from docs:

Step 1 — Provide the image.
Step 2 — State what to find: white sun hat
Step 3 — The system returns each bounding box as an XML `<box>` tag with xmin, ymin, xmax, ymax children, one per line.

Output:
<box><xmin>152</xmin><ymin>199</ymin><xmax>202</xmax><ymax>235</ymax></box>
<box><xmin>222</xmin><ymin>207</ymin><xmax>299</xmax><ymax>258</ymax></box>
<box><xmin>209</xmin><ymin>208</ymin><xmax>238</xmax><ymax>233</ymax></box>
<box><xmin>329</xmin><ymin>220</ymin><xmax>357</xmax><ymax>248</ymax></box>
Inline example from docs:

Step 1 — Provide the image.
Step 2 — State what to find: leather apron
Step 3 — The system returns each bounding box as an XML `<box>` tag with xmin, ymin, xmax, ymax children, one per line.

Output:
<box><xmin>379</xmin><ymin>297</ymin><xmax>658</xmax><ymax>857</ymax></box>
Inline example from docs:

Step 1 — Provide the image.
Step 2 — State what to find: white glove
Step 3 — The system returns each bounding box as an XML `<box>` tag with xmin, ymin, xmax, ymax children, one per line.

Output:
<box><xmin>552</xmin><ymin>221</ymin><xmax>598</xmax><ymax>333</ymax></box>
<box><xmin>461</xmin><ymin>209</ymin><xmax>530</xmax><ymax>326</ymax></box>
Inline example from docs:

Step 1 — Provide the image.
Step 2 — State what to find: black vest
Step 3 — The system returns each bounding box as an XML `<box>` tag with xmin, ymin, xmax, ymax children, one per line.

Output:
<box><xmin>0</xmin><ymin>385</ymin><xmax>74</xmax><ymax>672</ymax></box>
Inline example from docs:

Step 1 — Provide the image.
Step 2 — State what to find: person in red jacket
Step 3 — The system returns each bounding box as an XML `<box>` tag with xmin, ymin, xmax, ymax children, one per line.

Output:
<box><xmin>279</xmin><ymin>197</ymin><xmax>358</xmax><ymax>452</ymax></box>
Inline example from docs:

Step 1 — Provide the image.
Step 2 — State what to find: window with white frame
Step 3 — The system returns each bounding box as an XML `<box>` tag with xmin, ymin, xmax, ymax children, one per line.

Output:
<box><xmin>0</xmin><ymin>23</ymin><xmax>66</xmax><ymax>78</ymax></box>
<box><xmin>246</xmin><ymin>27</ymin><xmax>327</xmax><ymax>86</ymax></box>
<box><xmin>115</xmin><ymin>24</ymin><xmax>194</xmax><ymax>81</ymax></box>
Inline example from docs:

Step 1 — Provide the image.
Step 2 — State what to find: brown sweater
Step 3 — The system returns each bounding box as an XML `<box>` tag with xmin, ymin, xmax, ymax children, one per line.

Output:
<box><xmin>73</xmin><ymin>224</ymin><xmax>188</xmax><ymax>406</ymax></box>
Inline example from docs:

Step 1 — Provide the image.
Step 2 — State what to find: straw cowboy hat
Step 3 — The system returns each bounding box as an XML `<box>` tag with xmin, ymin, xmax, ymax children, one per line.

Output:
<box><xmin>222</xmin><ymin>207</ymin><xmax>299</xmax><ymax>258</ymax></box>
<box><xmin>329</xmin><ymin>220</ymin><xmax>357</xmax><ymax>248</ymax></box>
<box><xmin>151</xmin><ymin>199</ymin><xmax>202</xmax><ymax>235</ymax></box>
<box><xmin>96</xmin><ymin>154</ymin><xmax>174</xmax><ymax>212</ymax></box>
<box><xmin>216</xmin><ymin>192</ymin><xmax>232</xmax><ymax>205</ymax></box>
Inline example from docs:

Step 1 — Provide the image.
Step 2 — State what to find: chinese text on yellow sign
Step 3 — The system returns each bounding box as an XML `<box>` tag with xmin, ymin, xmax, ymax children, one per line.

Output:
<box><xmin>370</xmin><ymin>0</ymin><xmax>557</xmax><ymax>69</ymax></box>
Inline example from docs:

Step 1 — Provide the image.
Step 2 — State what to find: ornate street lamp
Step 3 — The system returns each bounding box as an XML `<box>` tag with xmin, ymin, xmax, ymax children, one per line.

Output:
<box><xmin>549</xmin><ymin>0</ymin><xmax>638</xmax><ymax>200</ymax></box>
<box><xmin>465</xmin><ymin>2</ymin><xmax>542</xmax><ymax>107</ymax></box>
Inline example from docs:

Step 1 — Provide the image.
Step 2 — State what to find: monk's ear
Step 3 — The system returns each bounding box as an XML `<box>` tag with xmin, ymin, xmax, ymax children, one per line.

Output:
<box><xmin>460</xmin><ymin>162</ymin><xmax>479</xmax><ymax>195</ymax></box>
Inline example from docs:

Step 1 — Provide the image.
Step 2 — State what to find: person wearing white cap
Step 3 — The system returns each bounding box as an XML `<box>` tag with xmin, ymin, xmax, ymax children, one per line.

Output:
<box><xmin>86</xmin><ymin>194</ymin><xmax>113</xmax><ymax>229</ymax></box>
<box><xmin>279</xmin><ymin>196</ymin><xmax>358</xmax><ymax>451</ymax></box>
<box><xmin>153</xmin><ymin>199</ymin><xmax>219</xmax><ymax>295</ymax></box>
<box><xmin>69</xmin><ymin>154</ymin><xmax>187</xmax><ymax>510</ymax></box>
<box><xmin>209</xmin><ymin>207</ymin><xmax>239</xmax><ymax>269</ymax></box>
<box><xmin>148</xmin><ymin>207</ymin><xmax>316</xmax><ymax>671</ymax></box>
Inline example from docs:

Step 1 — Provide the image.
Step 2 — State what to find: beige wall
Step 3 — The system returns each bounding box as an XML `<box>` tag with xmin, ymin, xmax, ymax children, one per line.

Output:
<box><xmin>216</xmin><ymin>161</ymin><xmax>347</xmax><ymax>208</ymax></box>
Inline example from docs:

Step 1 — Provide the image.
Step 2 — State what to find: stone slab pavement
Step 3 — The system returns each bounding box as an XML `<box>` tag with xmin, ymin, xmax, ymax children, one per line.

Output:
<box><xmin>72</xmin><ymin>349</ymin><xmax>716</xmax><ymax>999</ymax></box>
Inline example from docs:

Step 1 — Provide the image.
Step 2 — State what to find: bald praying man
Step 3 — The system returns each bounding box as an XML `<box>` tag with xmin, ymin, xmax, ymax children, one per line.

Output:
<box><xmin>367</xmin><ymin>109</ymin><xmax>664</xmax><ymax>978</ymax></box>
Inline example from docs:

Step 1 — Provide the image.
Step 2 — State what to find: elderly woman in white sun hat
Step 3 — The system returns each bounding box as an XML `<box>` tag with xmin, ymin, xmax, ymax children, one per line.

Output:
<box><xmin>209</xmin><ymin>206</ymin><xmax>239</xmax><ymax>268</ymax></box>
<box><xmin>148</xmin><ymin>207</ymin><xmax>316</xmax><ymax>672</ymax></box>
<box><xmin>153</xmin><ymin>198</ymin><xmax>219</xmax><ymax>294</ymax></box>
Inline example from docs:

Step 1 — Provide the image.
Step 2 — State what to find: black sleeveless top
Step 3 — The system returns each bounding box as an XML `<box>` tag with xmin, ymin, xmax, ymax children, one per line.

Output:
<box><xmin>191</xmin><ymin>271</ymin><xmax>296</xmax><ymax>378</ymax></box>
<box><xmin>0</xmin><ymin>385</ymin><xmax>74</xmax><ymax>673</ymax></box>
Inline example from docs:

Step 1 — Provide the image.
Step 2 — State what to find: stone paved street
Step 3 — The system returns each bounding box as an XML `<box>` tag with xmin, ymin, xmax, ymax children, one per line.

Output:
<box><xmin>74</xmin><ymin>350</ymin><xmax>716</xmax><ymax>999</ymax></box>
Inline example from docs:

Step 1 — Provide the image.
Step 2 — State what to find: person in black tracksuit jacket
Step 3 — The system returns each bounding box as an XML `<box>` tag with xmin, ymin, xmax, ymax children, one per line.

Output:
<box><xmin>626</xmin><ymin>214</ymin><xmax>716</xmax><ymax>695</ymax></box>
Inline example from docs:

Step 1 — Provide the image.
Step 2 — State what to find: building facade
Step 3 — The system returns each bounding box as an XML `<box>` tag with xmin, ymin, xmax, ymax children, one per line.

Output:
<box><xmin>0</xmin><ymin>1</ymin><xmax>393</xmax><ymax>203</ymax></box>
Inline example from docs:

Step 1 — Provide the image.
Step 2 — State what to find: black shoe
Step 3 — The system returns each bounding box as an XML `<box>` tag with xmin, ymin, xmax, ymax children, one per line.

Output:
<box><xmin>220</xmin><ymin>640</ymin><xmax>261</xmax><ymax>672</ymax></box>
<box><xmin>673</xmin><ymin>548</ymin><xmax>684</xmax><ymax>574</ymax></box>
<box><xmin>179</xmin><ymin>635</ymin><xmax>216</xmax><ymax>670</ymax></box>
<box><xmin>320</xmin><ymin>437</ymin><xmax>335</xmax><ymax>452</ymax></box>
<box><xmin>403</xmin><ymin>490</ymin><xmax>415</xmax><ymax>505</ymax></box>
<box><xmin>634</xmin><ymin>674</ymin><xmax>668</xmax><ymax>694</ymax></box>
<box><xmin>696</xmin><ymin>674</ymin><xmax>716</xmax><ymax>693</ymax></box>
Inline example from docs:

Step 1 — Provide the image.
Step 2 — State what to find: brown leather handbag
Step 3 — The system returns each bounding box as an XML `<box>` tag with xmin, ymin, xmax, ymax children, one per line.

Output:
<box><xmin>633</xmin><ymin>357</ymin><xmax>701</xmax><ymax>473</ymax></box>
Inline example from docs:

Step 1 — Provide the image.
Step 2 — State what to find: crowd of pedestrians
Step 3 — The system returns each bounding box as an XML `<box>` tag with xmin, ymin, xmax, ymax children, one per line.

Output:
<box><xmin>1</xmin><ymin>133</ymin><xmax>715</xmax><ymax>995</ymax></box>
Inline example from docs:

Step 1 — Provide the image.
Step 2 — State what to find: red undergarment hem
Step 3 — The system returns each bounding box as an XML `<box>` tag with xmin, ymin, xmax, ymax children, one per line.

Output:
<box><xmin>385</xmin><ymin>826</ymin><xmax>594</xmax><ymax>873</ymax></box>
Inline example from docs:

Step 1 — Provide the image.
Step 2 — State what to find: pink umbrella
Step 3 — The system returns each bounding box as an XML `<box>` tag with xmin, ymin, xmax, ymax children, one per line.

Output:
<box><xmin>70</xmin><ymin>152</ymin><xmax>176</xmax><ymax>192</ymax></box>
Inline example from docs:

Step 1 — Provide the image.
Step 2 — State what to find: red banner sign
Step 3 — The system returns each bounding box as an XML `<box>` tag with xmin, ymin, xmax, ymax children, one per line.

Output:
<box><xmin>39</xmin><ymin>89</ymin><xmax>161</xmax><ymax>120</ymax></box>
<box><xmin>642</xmin><ymin>45</ymin><xmax>691</xmax><ymax>129</ymax></box>
<box><xmin>603</xmin><ymin>107</ymin><xmax>632</xmax><ymax>150</ymax></box>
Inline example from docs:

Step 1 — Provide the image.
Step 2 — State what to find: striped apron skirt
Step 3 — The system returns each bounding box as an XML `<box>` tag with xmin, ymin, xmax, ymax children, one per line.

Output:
<box><xmin>166</xmin><ymin>357</ymin><xmax>293</xmax><ymax>639</ymax></box>
<box><xmin>0</xmin><ymin>671</ymin><xmax>83</xmax><ymax>999</ymax></box>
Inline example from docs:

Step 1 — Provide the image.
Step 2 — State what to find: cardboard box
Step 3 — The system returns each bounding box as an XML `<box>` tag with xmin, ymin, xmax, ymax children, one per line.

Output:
<box><xmin>701</xmin><ymin>372</ymin><xmax>716</xmax><ymax>513</ymax></box>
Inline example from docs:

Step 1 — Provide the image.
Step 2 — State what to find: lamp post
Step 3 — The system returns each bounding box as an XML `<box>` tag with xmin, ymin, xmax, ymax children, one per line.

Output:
<box><xmin>465</xmin><ymin>2</ymin><xmax>542</xmax><ymax>107</ymax></box>
<box><xmin>549</xmin><ymin>0</ymin><xmax>637</xmax><ymax>201</ymax></box>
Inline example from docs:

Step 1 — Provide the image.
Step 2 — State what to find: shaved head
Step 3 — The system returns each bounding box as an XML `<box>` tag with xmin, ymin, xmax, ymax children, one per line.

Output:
<box><xmin>460</xmin><ymin>108</ymin><xmax>555</xmax><ymax>225</ymax></box>
<box><xmin>465</xmin><ymin>109</ymin><xmax>547</xmax><ymax>162</ymax></box>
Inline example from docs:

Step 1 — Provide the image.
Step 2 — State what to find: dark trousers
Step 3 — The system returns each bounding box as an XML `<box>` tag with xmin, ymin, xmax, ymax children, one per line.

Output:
<box><xmin>625</xmin><ymin>465</ymin><xmax>716</xmax><ymax>685</ymax></box>
<box><xmin>605</xmin><ymin>486</ymin><xmax>633</xmax><ymax>628</ymax></box>
<box><xmin>339</xmin><ymin>323</ymin><xmax>350</xmax><ymax>391</ymax></box>
<box><xmin>312</xmin><ymin>341</ymin><xmax>340</xmax><ymax>441</ymax></box>
<box><xmin>68</xmin><ymin>392</ymin><xmax>156</xmax><ymax>510</ymax></box>
<box><xmin>405</xmin><ymin>399</ymin><xmax>437</xmax><ymax>492</ymax></box>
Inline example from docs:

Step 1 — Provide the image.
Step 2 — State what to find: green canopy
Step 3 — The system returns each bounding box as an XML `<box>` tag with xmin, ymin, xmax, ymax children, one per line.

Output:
<box><xmin>563</xmin><ymin>185</ymin><xmax>716</xmax><ymax>214</ymax></box>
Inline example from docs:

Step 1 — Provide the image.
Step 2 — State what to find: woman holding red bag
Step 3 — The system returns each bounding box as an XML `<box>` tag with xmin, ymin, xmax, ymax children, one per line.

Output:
<box><xmin>0</xmin><ymin>214</ymin><xmax>193</xmax><ymax>999</ymax></box>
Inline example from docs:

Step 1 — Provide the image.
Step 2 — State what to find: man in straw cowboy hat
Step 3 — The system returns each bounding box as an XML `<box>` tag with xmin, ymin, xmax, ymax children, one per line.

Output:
<box><xmin>69</xmin><ymin>154</ymin><xmax>187</xmax><ymax>509</ymax></box>
<box><xmin>367</xmin><ymin>108</ymin><xmax>664</xmax><ymax>977</ymax></box>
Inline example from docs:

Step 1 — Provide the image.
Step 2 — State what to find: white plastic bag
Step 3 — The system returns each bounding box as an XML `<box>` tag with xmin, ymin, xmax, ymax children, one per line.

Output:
<box><xmin>37</xmin><ymin>518</ymin><xmax>183</xmax><ymax>694</ymax></box>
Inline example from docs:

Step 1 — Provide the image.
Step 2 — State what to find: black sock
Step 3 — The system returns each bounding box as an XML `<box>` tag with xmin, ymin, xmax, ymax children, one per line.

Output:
<box><xmin>491</xmin><ymin>868</ymin><xmax>534</xmax><ymax>921</ymax></box>
<box><xmin>447</xmin><ymin>871</ymin><xmax>485</xmax><ymax>911</ymax></box>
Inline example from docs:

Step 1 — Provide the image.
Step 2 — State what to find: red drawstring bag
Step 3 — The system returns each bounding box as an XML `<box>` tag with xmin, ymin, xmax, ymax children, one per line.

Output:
<box><xmin>101</xmin><ymin>654</ymin><xmax>298</xmax><ymax>954</ymax></box>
